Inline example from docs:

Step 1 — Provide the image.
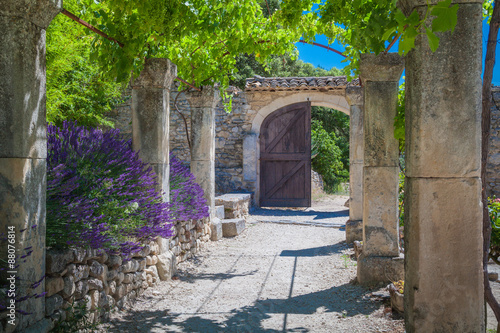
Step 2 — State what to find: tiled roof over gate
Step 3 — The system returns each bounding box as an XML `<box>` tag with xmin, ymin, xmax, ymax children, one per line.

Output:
<box><xmin>245</xmin><ymin>75</ymin><xmax>360</xmax><ymax>91</ymax></box>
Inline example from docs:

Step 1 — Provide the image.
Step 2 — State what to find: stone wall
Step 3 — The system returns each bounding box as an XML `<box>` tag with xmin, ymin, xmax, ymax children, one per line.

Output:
<box><xmin>36</xmin><ymin>217</ymin><xmax>210</xmax><ymax>331</ymax></box>
<box><xmin>109</xmin><ymin>84</ymin><xmax>500</xmax><ymax>199</ymax></box>
<box><xmin>110</xmin><ymin>85</ymin><xmax>257</xmax><ymax>196</ymax></box>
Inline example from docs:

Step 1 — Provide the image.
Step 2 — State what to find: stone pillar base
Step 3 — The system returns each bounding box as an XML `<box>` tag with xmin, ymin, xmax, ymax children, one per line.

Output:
<box><xmin>346</xmin><ymin>220</ymin><xmax>362</xmax><ymax>244</ymax></box>
<box><xmin>210</xmin><ymin>217</ymin><xmax>223</xmax><ymax>241</ymax></box>
<box><xmin>357</xmin><ymin>253</ymin><xmax>404</xmax><ymax>285</ymax></box>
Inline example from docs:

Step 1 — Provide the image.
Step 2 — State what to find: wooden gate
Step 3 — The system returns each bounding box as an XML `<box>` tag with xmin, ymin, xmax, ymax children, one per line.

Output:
<box><xmin>260</xmin><ymin>102</ymin><xmax>311</xmax><ymax>207</ymax></box>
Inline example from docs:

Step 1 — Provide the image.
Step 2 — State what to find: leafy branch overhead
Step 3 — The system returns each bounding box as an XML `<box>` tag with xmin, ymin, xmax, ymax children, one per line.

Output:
<box><xmin>66</xmin><ymin>0</ymin><xmax>460</xmax><ymax>91</ymax></box>
<box><xmin>73</xmin><ymin>0</ymin><xmax>300</xmax><ymax>91</ymax></box>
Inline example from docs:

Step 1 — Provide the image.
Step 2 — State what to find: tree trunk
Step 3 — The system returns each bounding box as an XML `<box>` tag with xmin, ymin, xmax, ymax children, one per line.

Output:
<box><xmin>482</xmin><ymin>0</ymin><xmax>500</xmax><ymax>330</ymax></box>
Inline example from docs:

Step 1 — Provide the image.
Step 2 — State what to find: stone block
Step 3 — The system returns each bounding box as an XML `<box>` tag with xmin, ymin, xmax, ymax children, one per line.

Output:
<box><xmin>137</xmin><ymin>258</ymin><xmax>147</xmax><ymax>271</ymax></box>
<box><xmin>190</xmin><ymin>160</ymin><xmax>215</xmax><ymax>208</ymax></box>
<box><xmin>74</xmin><ymin>280</ymin><xmax>89</xmax><ymax>300</ymax></box>
<box><xmin>222</xmin><ymin>218</ymin><xmax>245</xmax><ymax>237</ymax></box>
<box><xmin>363</xmin><ymin>81</ymin><xmax>400</xmax><ymax>167</ymax></box>
<box><xmin>61</xmin><ymin>275</ymin><xmax>75</xmax><ymax>299</ymax></box>
<box><xmin>45</xmin><ymin>294</ymin><xmax>63</xmax><ymax>317</ymax></box>
<box><xmin>132</xmin><ymin>87</ymin><xmax>169</xmax><ymax>164</ymax></box>
<box><xmin>363</xmin><ymin>167</ymin><xmax>399</xmax><ymax>257</ymax></box>
<box><xmin>87</xmin><ymin>278</ymin><xmax>103</xmax><ymax>291</ymax></box>
<box><xmin>122</xmin><ymin>259</ymin><xmax>140</xmax><ymax>273</ymax></box>
<box><xmin>123</xmin><ymin>273</ymin><xmax>134</xmax><ymax>284</ymax></box>
<box><xmin>89</xmin><ymin>290</ymin><xmax>99</xmax><ymax>310</ymax></box>
<box><xmin>243</xmin><ymin>134</ymin><xmax>258</xmax><ymax>181</ymax></box>
<box><xmin>210</xmin><ymin>217</ymin><xmax>223</xmax><ymax>241</ymax></box>
<box><xmin>405</xmin><ymin>176</ymin><xmax>483</xmax><ymax>332</ymax></box>
<box><xmin>107</xmin><ymin>256</ymin><xmax>122</xmax><ymax>269</ymax></box>
<box><xmin>349</xmin><ymin>105</ymin><xmax>364</xmax><ymax>164</ymax></box>
<box><xmin>215</xmin><ymin>193</ymin><xmax>251</xmax><ymax>218</ymax></box>
<box><xmin>46</xmin><ymin>249</ymin><xmax>74</xmax><ymax>275</ymax></box>
<box><xmin>405</xmin><ymin>13</ymin><xmax>481</xmax><ymax>179</ymax></box>
<box><xmin>346</xmin><ymin>220</ymin><xmax>363</xmax><ymax>244</ymax></box>
<box><xmin>190</xmin><ymin>102</ymin><xmax>216</xmax><ymax>160</ymax></box>
<box><xmin>215</xmin><ymin>205</ymin><xmax>225</xmax><ymax>219</ymax></box>
<box><xmin>359</xmin><ymin>53</ymin><xmax>404</xmax><ymax>83</ymax></box>
<box><xmin>357</xmin><ymin>254</ymin><xmax>404</xmax><ymax>285</ymax></box>
<box><xmin>349</xmin><ymin>163</ymin><xmax>363</xmax><ymax>222</ymax></box>
<box><xmin>156</xmin><ymin>251</ymin><xmax>176</xmax><ymax>282</ymax></box>
<box><xmin>73</xmin><ymin>248</ymin><xmax>87</xmax><ymax>263</ymax></box>
<box><xmin>0</xmin><ymin>157</ymin><xmax>46</xmax><ymax>326</ymax></box>
<box><xmin>156</xmin><ymin>236</ymin><xmax>170</xmax><ymax>254</ymax></box>
<box><xmin>45</xmin><ymin>277</ymin><xmax>64</xmax><ymax>297</ymax></box>
<box><xmin>89</xmin><ymin>260</ymin><xmax>106</xmax><ymax>281</ymax></box>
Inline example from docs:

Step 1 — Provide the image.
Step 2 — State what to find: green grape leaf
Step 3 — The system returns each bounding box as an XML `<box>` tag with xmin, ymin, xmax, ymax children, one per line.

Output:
<box><xmin>431</xmin><ymin>0</ymin><xmax>459</xmax><ymax>32</ymax></box>
<box><xmin>425</xmin><ymin>27</ymin><xmax>439</xmax><ymax>52</ymax></box>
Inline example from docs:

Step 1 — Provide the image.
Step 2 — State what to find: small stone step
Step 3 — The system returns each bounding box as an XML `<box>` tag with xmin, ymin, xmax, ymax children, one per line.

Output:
<box><xmin>210</xmin><ymin>218</ymin><xmax>223</xmax><ymax>241</ymax></box>
<box><xmin>222</xmin><ymin>218</ymin><xmax>246</xmax><ymax>237</ymax></box>
<box><xmin>215</xmin><ymin>205</ymin><xmax>225</xmax><ymax>220</ymax></box>
<box><xmin>215</xmin><ymin>193</ymin><xmax>251</xmax><ymax>219</ymax></box>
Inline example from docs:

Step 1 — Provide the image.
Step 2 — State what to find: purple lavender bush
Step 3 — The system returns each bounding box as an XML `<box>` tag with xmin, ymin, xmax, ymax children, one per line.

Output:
<box><xmin>168</xmin><ymin>154</ymin><xmax>209</xmax><ymax>221</ymax></box>
<box><xmin>47</xmin><ymin>121</ymin><xmax>174</xmax><ymax>256</ymax></box>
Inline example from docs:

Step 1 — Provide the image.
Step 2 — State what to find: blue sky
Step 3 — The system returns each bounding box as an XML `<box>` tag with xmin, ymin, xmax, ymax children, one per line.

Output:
<box><xmin>296</xmin><ymin>19</ymin><xmax>500</xmax><ymax>86</ymax></box>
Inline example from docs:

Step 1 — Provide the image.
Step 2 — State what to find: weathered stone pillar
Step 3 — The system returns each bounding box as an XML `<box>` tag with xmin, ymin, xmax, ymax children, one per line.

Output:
<box><xmin>345</xmin><ymin>86</ymin><xmax>364</xmax><ymax>243</ymax></box>
<box><xmin>402</xmin><ymin>0</ymin><xmax>484</xmax><ymax>331</ymax></box>
<box><xmin>357</xmin><ymin>53</ymin><xmax>404</xmax><ymax>284</ymax></box>
<box><xmin>0</xmin><ymin>1</ymin><xmax>61</xmax><ymax>331</ymax></box>
<box><xmin>132</xmin><ymin>58</ymin><xmax>177</xmax><ymax>201</ymax></box>
<box><xmin>188</xmin><ymin>86</ymin><xmax>220</xmax><ymax>220</ymax></box>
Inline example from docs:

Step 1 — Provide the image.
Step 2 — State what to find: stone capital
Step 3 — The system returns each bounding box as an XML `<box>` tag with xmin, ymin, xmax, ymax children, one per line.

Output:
<box><xmin>398</xmin><ymin>0</ymin><xmax>482</xmax><ymax>15</ymax></box>
<box><xmin>188</xmin><ymin>85</ymin><xmax>220</xmax><ymax>109</ymax></box>
<box><xmin>359</xmin><ymin>53</ymin><xmax>404</xmax><ymax>83</ymax></box>
<box><xmin>132</xmin><ymin>58</ymin><xmax>177</xmax><ymax>89</ymax></box>
<box><xmin>345</xmin><ymin>86</ymin><xmax>364</xmax><ymax>106</ymax></box>
<box><xmin>0</xmin><ymin>0</ymin><xmax>62</xmax><ymax>29</ymax></box>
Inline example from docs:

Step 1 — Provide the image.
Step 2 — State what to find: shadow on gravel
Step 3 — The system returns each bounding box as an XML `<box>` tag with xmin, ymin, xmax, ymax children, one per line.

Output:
<box><xmin>280</xmin><ymin>243</ymin><xmax>345</xmax><ymax>257</ymax></box>
<box><xmin>104</xmin><ymin>283</ymin><xmax>380</xmax><ymax>333</ymax></box>
<box><xmin>176</xmin><ymin>270</ymin><xmax>259</xmax><ymax>283</ymax></box>
<box><xmin>252</xmin><ymin>208</ymin><xmax>349</xmax><ymax>220</ymax></box>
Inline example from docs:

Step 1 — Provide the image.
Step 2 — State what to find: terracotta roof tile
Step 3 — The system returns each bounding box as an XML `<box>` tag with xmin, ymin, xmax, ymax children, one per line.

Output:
<box><xmin>245</xmin><ymin>75</ymin><xmax>359</xmax><ymax>91</ymax></box>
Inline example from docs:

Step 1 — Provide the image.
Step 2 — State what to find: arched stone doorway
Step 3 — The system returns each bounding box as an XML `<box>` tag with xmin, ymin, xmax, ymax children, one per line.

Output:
<box><xmin>242</xmin><ymin>82</ymin><xmax>355</xmax><ymax>207</ymax></box>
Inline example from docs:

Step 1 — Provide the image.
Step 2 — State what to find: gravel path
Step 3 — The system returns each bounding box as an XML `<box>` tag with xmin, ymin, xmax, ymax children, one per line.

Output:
<box><xmin>100</xmin><ymin>196</ymin><xmax>404</xmax><ymax>332</ymax></box>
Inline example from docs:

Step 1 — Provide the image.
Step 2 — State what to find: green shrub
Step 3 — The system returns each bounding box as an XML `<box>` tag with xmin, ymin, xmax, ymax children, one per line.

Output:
<box><xmin>311</xmin><ymin>119</ymin><xmax>348</xmax><ymax>193</ymax></box>
<box><xmin>489</xmin><ymin>197</ymin><xmax>500</xmax><ymax>264</ymax></box>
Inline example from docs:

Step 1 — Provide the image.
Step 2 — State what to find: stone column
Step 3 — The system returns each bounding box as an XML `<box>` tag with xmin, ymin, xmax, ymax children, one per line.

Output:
<box><xmin>357</xmin><ymin>53</ymin><xmax>404</xmax><ymax>285</ymax></box>
<box><xmin>345</xmin><ymin>86</ymin><xmax>364</xmax><ymax>243</ymax></box>
<box><xmin>132</xmin><ymin>58</ymin><xmax>177</xmax><ymax>201</ymax></box>
<box><xmin>402</xmin><ymin>0</ymin><xmax>484</xmax><ymax>331</ymax></box>
<box><xmin>0</xmin><ymin>1</ymin><xmax>61</xmax><ymax>330</ymax></box>
<box><xmin>188</xmin><ymin>86</ymin><xmax>220</xmax><ymax>238</ymax></box>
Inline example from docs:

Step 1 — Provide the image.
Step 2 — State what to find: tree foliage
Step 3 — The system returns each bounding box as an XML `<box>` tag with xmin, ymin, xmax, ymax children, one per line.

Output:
<box><xmin>311</xmin><ymin>119</ymin><xmax>348</xmax><ymax>193</ymax></box>
<box><xmin>46</xmin><ymin>1</ymin><xmax>124</xmax><ymax>127</ymax></box>
<box><xmin>71</xmin><ymin>0</ymin><xmax>301</xmax><ymax>91</ymax></box>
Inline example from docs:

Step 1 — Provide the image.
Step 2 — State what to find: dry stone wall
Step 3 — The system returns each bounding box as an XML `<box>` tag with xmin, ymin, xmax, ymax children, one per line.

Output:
<box><xmin>39</xmin><ymin>217</ymin><xmax>210</xmax><ymax>331</ymax></box>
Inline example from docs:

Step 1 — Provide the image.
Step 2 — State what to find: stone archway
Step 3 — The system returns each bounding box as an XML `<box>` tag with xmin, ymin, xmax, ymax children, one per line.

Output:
<box><xmin>242</xmin><ymin>82</ymin><xmax>356</xmax><ymax>207</ymax></box>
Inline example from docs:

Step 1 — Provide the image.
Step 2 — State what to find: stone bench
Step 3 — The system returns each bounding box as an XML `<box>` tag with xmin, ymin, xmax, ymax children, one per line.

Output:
<box><xmin>215</xmin><ymin>193</ymin><xmax>251</xmax><ymax>219</ymax></box>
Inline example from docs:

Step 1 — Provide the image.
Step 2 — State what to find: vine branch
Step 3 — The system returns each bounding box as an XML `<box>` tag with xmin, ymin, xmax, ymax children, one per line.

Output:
<box><xmin>297</xmin><ymin>40</ymin><xmax>346</xmax><ymax>58</ymax></box>
<box><xmin>62</xmin><ymin>9</ymin><xmax>124</xmax><ymax>48</ymax></box>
